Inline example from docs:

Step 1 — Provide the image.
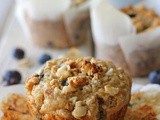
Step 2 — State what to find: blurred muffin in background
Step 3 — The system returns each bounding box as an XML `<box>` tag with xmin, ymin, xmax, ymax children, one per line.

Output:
<box><xmin>16</xmin><ymin>0</ymin><xmax>70</xmax><ymax>48</ymax></box>
<box><xmin>16</xmin><ymin>0</ymin><xmax>91</xmax><ymax>48</ymax></box>
<box><xmin>91</xmin><ymin>0</ymin><xmax>160</xmax><ymax>77</ymax></box>
<box><xmin>0</xmin><ymin>94</ymin><xmax>36</xmax><ymax>120</ymax></box>
<box><xmin>90</xmin><ymin>0</ymin><xmax>134</xmax><ymax>74</ymax></box>
<box><xmin>125</xmin><ymin>84</ymin><xmax>160</xmax><ymax>120</ymax></box>
<box><xmin>122</xmin><ymin>5</ymin><xmax>160</xmax><ymax>33</ymax></box>
<box><xmin>119</xmin><ymin>4</ymin><xmax>160</xmax><ymax>77</ymax></box>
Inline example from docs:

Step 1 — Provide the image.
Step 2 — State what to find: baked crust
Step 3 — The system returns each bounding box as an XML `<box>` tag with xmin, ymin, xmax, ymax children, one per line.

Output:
<box><xmin>125</xmin><ymin>89</ymin><xmax>160</xmax><ymax>120</ymax></box>
<box><xmin>26</xmin><ymin>57</ymin><xmax>131</xmax><ymax>120</ymax></box>
<box><xmin>122</xmin><ymin>5</ymin><xmax>160</xmax><ymax>33</ymax></box>
<box><xmin>0</xmin><ymin>94</ymin><xmax>37</xmax><ymax>120</ymax></box>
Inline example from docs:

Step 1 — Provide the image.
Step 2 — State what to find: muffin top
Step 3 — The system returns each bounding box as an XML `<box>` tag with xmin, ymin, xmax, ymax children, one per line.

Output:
<box><xmin>122</xmin><ymin>5</ymin><xmax>160</xmax><ymax>33</ymax></box>
<box><xmin>125</xmin><ymin>84</ymin><xmax>160</xmax><ymax>120</ymax></box>
<box><xmin>26</xmin><ymin>57</ymin><xmax>131</xmax><ymax>120</ymax></box>
<box><xmin>0</xmin><ymin>94</ymin><xmax>36</xmax><ymax>120</ymax></box>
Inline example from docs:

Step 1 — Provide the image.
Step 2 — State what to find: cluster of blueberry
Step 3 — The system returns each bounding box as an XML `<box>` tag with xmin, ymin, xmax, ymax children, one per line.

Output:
<box><xmin>2</xmin><ymin>48</ymin><xmax>52</xmax><ymax>86</ymax></box>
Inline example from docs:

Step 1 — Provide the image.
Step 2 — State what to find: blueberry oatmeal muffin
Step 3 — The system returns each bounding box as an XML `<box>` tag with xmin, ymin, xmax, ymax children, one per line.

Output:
<box><xmin>17</xmin><ymin>0</ymin><xmax>90</xmax><ymax>48</ymax></box>
<box><xmin>0</xmin><ymin>94</ymin><xmax>36</xmax><ymax>120</ymax></box>
<box><xmin>26</xmin><ymin>57</ymin><xmax>132</xmax><ymax>120</ymax></box>
<box><xmin>16</xmin><ymin>0</ymin><xmax>71</xmax><ymax>48</ymax></box>
<box><xmin>122</xmin><ymin>5</ymin><xmax>160</xmax><ymax>33</ymax></box>
<box><xmin>125</xmin><ymin>84</ymin><xmax>160</xmax><ymax>120</ymax></box>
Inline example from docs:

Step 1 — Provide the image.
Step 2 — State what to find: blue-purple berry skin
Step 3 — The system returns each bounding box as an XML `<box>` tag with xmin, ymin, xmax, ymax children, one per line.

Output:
<box><xmin>149</xmin><ymin>71</ymin><xmax>160</xmax><ymax>84</ymax></box>
<box><xmin>39</xmin><ymin>54</ymin><xmax>51</xmax><ymax>65</ymax></box>
<box><xmin>61</xmin><ymin>81</ymin><xmax>69</xmax><ymax>86</ymax></box>
<box><xmin>3</xmin><ymin>70</ymin><xmax>22</xmax><ymax>86</ymax></box>
<box><xmin>13</xmin><ymin>48</ymin><xmax>25</xmax><ymax>60</ymax></box>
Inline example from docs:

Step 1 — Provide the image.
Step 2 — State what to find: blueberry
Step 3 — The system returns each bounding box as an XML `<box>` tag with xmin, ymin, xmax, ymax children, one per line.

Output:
<box><xmin>12</xmin><ymin>48</ymin><xmax>25</xmax><ymax>60</ymax></box>
<box><xmin>128</xmin><ymin>13</ymin><xmax>136</xmax><ymax>18</ymax></box>
<box><xmin>39</xmin><ymin>73</ymin><xmax>44</xmax><ymax>81</ymax></box>
<box><xmin>149</xmin><ymin>71</ymin><xmax>160</xmax><ymax>84</ymax></box>
<box><xmin>39</xmin><ymin>54</ymin><xmax>51</xmax><ymax>64</ymax></box>
<box><xmin>61</xmin><ymin>81</ymin><xmax>69</xmax><ymax>86</ymax></box>
<box><xmin>2</xmin><ymin>70</ymin><xmax>22</xmax><ymax>86</ymax></box>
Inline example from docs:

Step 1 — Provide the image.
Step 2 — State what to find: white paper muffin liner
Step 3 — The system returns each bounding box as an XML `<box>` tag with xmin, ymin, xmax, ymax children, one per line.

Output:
<box><xmin>91</xmin><ymin>0</ymin><xmax>160</xmax><ymax>77</ymax></box>
<box><xmin>119</xmin><ymin>0</ymin><xmax>160</xmax><ymax>76</ymax></box>
<box><xmin>16</xmin><ymin>0</ymin><xmax>92</xmax><ymax>48</ymax></box>
<box><xmin>90</xmin><ymin>0</ymin><xmax>135</xmax><ymax>72</ymax></box>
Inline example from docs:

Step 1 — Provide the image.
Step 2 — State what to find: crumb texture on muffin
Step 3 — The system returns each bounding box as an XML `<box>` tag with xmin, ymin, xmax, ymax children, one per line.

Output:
<box><xmin>122</xmin><ymin>5</ymin><xmax>160</xmax><ymax>33</ymax></box>
<box><xmin>26</xmin><ymin>57</ymin><xmax>131</xmax><ymax>120</ymax></box>
<box><xmin>125</xmin><ymin>85</ymin><xmax>160</xmax><ymax>120</ymax></box>
<box><xmin>0</xmin><ymin>93</ymin><xmax>37</xmax><ymax>120</ymax></box>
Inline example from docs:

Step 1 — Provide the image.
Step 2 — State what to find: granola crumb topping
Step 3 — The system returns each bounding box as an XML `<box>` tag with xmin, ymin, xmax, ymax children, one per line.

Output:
<box><xmin>122</xmin><ymin>5</ymin><xmax>160</xmax><ymax>33</ymax></box>
<box><xmin>0</xmin><ymin>94</ymin><xmax>36</xmax><ymax>120</ymax></box>
<box><xmin>26</xmin><ymin>57</ymin><xmax>131</xmax><ymax>119</ymax></box>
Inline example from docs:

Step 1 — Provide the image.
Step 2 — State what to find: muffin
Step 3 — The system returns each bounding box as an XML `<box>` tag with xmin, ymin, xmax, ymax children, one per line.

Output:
<box><xmin>124</xmin><ymin>84</ymin><xmax>160</xmax><ymax>120</ymax></box>
<box><xmin>16</xmin><ymin>0</ymin><xmax>90</xmax><ymax>48</ymax></box>
<box><xmin>26</xmin><ymin>57</ymin><xmax>132</xmax><ymax>120</ymax></box>
<box><xmin>121</xmin><ymin>5</ymin><xmax>160</xmax><ymax>33</ymax></box>
<box><xmin>16</xmin><ymin>0</ymin><xmax>71</xmax><ymax>48</ymax></box>
<box><xmin>0</xmin><ymin>94</ymin><xmax>36</xmax><ymax>120</ymax></box>
<box><xmin>119</xmin><ymin>5</ymin><xmax>160</xmax><ymax>77</ymax></box>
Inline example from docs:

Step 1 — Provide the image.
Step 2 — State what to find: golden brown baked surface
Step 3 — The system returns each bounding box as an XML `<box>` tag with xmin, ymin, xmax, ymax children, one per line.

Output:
<box><xmin>26</xmin><ymin>57</ymin><xmax>131</xmax><ymax>120</ymax></box>
<box><xmin>122</xmin><ymin>5</ymin><xmax>160</xmax><ymax>33</ymax></box>
<box><xmin>125</xmin><ymin>88</ymin><xmax>160</xmax><ymax>120</ymax></box>
<box><xmin>0</xmin><ymin>94</ymin><xmax>37</xmax><ymax>120</ymax></box>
